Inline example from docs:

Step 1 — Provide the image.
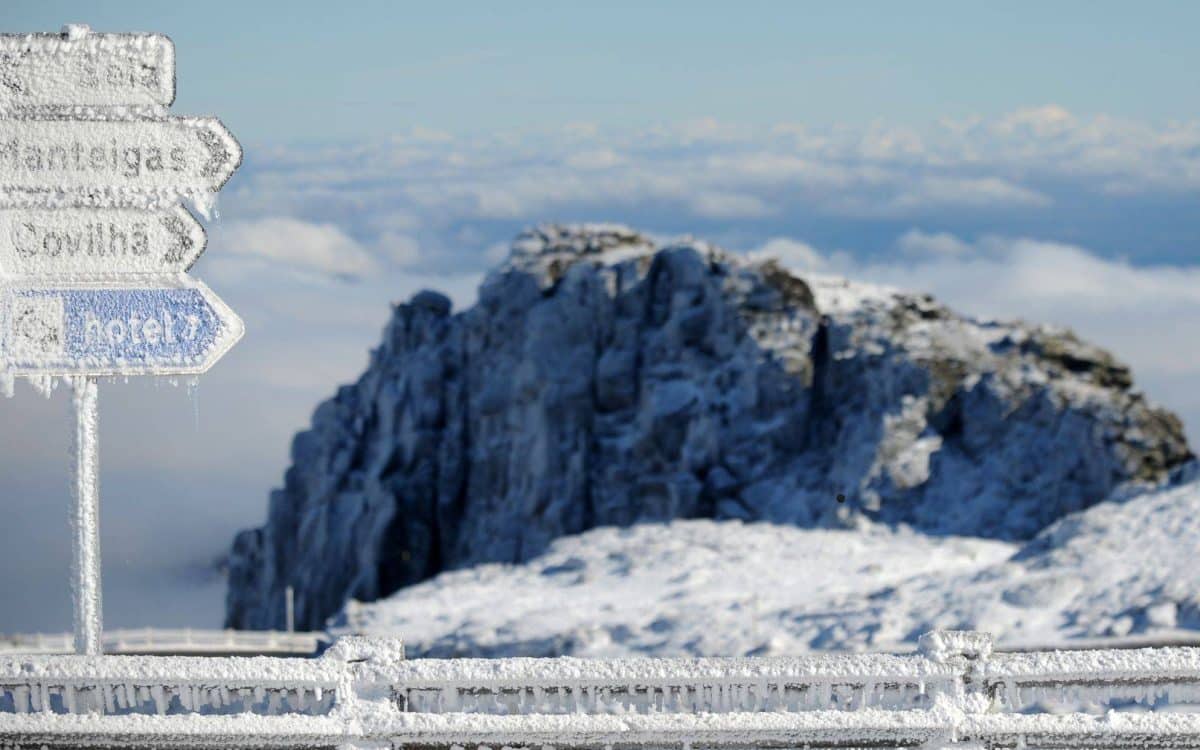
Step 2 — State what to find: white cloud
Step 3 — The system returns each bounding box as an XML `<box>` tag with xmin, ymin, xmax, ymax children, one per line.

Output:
<box><xmin>565</xmin><ymin>149</ymin><xmax>624</xmax><ymax>170</ymax></box>
<box><xmin>217</xmin><ymin>217</ymin><xmax>377</xmax><ymax>279</ymax></box>
<box><xmin>992</xmin><ymin>104</ymin><xmax>1076</xmax><ymax>138</ymax></box>
<box><xmin>690</xmin><ymin>192</ymin><xmax>774</xmax><ymax>218</ymax></box>
<box><xmin>888</xmin><ymin>177</ymin><xmax>1052</xmax><ymax>212</ymax></box>
<box><xmin>749</xmin><ymin>238</ymin><xmax>826</xmax><ymax>271</ymax></box>
<box><xmin>375</xmin><ymin>232</ymin><xmax>421</xmax><ymax>267</ymax></box>
<box><xmin>897</xmin><ymin>229</ymin><xmax>973</xmax><ymax>257</ymax></box>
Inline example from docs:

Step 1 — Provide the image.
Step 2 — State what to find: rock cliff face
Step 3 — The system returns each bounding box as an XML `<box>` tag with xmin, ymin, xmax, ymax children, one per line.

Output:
<box><xmin>225</xmin><ymin>225</ymin><xmax>1193</xmax><ymax>630</ymax></box>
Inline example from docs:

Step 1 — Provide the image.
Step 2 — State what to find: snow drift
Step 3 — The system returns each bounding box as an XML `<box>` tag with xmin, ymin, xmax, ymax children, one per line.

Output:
<box><xmin>334</xmin><ymin>470</ymin><xmax>1200</xmax><ymax>657</ymax></box>
<box><xmin>225</xmin><ymin>225</ymin><xmax>1193</xmax><ymax>631</ymax></box>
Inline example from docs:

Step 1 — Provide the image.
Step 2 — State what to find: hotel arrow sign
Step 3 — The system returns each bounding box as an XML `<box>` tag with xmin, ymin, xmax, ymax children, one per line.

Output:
<box><xmin>0</xmin><ymin>30</ymin><xmax>175</xmax><ymax>109</ymax></box>
<box><xmin>0</xmin><ymin>116</ymin><xmax>242</xmax><ymax>209</ymax></box>
<box><xmin>0</xmin><ymin>205</ymin><xmax>206</xmax><ymax>277</ymax></box>
<box><xmin>0</xmin><ymin>276</ymin><xmax>243</xmax><ymax>377</ymax></box>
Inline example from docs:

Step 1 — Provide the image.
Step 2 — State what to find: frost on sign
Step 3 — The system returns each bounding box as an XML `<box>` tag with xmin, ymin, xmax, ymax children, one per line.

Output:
<box><xmin>0</xmin><ymin>25</ymin><xmax>243</xmax><ymax>383</ymax></box>
<box><xmin>0</xmin><ymin>31</ymin><xmax>174</xmax><ymax>108</ymax></box>
<box><xmin>1</xmin><ymin>278</ymin><xmax>243</xmax><ymax>376</ymax></box>
<box><xmin>0</xmin><ymin>117</ymin><xmax>241</xmax><ymax>210</ymax></box>
<box><xmin>0</xmin><ymin>206</ymin><xmax>206</xmax><ymax>276</ymax></box>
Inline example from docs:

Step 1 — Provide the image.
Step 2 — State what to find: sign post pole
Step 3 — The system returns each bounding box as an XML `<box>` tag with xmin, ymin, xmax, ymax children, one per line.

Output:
<box><xmin>70</xmin><ymin>375</ymin><xmax>102</xmax><ymax>655</ymax></box>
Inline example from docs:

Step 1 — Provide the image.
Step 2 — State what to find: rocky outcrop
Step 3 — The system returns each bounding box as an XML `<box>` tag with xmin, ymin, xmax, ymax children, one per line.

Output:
<box><xmin>225</xmin><ymin>224</ymin><xmax>1193</xmax><ymax>630</ymax></box>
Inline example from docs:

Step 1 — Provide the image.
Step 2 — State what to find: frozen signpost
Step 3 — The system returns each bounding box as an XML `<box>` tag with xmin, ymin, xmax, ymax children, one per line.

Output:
<box><xmin>0</xmin><ymin>25</ymin><xmax>243</xmax><ymax>654</ymax></box>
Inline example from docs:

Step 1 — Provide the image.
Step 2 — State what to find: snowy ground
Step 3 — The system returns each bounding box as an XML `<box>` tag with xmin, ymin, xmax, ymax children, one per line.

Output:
<box><xmin>340</xmin><ymin>474</ymin><xmax>1200</xmax><ymax>658</ymax></box>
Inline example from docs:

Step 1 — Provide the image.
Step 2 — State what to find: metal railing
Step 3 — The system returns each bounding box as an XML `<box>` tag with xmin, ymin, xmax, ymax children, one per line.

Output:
<box><xmin>0</xmin><ymin>630</ymin><xmax>1197</xmax><ymax>749</ymax></box>
<box><xmin>0</xmin><ymin>628</ymin><xmax>324</xmax><ymax>656</ymax></box>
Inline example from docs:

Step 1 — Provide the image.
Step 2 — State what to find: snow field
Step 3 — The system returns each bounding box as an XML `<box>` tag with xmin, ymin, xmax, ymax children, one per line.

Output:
<box><xmin>341</xmin><ymin>474</ymin><xmax>1200</xmax><ymax>658</ymax></box>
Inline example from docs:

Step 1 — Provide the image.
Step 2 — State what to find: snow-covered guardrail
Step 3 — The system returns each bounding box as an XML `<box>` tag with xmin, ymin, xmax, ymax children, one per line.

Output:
<box><xmin>983</xmin><ymin>644</ymin><xmax>1200</xmax><ymax>712</ymax></box>
<box><xmin>0</xmin><ymin>629</ymin><xmax>324</xmax><ymax>656</ymax></box>
<box><xmin>0</xmin><ymin>631</ymin><xmax>1197</xmax><ymax>749</ymax></box>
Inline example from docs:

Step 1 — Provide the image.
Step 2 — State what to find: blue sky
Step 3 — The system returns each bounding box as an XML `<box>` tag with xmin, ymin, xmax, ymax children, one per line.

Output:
<box><xmin>6</xmin><ymin>1</ymin><xmax>1200</xmax><ymax>143</ymax></box>
<box><xmin>1</xmin><ymin>2</ymin><xmax>1199</xmax><ymax>633</ymax></box>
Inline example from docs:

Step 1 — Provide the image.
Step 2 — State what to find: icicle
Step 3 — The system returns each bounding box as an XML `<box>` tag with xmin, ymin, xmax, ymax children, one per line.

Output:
<box><xmin>151</xmin><ymin>685</ymin><xmax>166</xmax><ymax>715</ymax></box>
<box><xmin>192</xmin><ymin>192</ymin><xmax>218</xmax><ymax>221</ymax></box>
<box><xmin>29</xmin><ymin>375</ymin><xmax>54</xmax><ymax>399</ymax></box>
<box><xmin>102</xmin><ymin>684</ymin><xmax>115</xmax><ymax>714</ymax></box>
<box><xmin>187</xmin><ymin>378</ymin><xmax>200</xmax><ymax>431</ymax></box>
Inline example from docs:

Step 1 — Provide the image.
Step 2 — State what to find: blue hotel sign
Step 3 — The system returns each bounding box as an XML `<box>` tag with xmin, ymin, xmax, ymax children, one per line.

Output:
<box><xmin>2</xmin><ymin>281</ymin><xmax>242</xmax><ymax>376</ymax></box>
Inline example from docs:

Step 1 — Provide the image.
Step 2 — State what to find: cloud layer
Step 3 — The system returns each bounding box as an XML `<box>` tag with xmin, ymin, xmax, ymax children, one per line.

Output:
<box><xmin>218</xmin><ymin>105</ymin><xmax>1200</xmax><ymax>277</ymax></box>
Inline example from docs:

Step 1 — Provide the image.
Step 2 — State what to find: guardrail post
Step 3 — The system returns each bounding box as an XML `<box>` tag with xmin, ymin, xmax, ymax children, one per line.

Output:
<box><xmin>322</xmin><ymin>635</ymin><xmax>406</xmax><ymax>744</ymax></box>
<box><xmin>918</xmin><ymin>630</ymin><xmax>995</xmax><ymax>747</ymax></box>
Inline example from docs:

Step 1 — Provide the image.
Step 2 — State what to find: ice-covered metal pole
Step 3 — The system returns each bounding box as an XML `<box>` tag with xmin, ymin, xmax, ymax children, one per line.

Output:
<box><xmin>286</xmin><ymin>585</ymin><xmax>295</xmax><ymax>633</ymax></box>
<box><xmin>70</xmin><ymin>376</ymin><xmax>103</xmax><ymax>655</ymax></box>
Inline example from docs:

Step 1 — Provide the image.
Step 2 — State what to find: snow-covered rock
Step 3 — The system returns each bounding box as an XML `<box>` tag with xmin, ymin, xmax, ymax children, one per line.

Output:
<box><xmin>331</xmin><ymin>472</ymin><xmax>1200</xmax><ymax>657</ymax></box>
<box><xmin>225</xmin><ymin>225</ymin><xmax>1193</xmax><ymax>631</ymax></box>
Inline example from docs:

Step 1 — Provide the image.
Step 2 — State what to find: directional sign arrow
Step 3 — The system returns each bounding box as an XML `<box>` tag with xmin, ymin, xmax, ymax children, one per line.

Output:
<box><xmin>0</xmin><ymin>205</ymin><xmax>206</xmax><ymax>277</ymax></box>
<box><xmin>0</xmin><ymin>116</ymin><xmax>242</xmax><ymax>209</ymax></box>
<box><xmin>0</xmin><ymin>30</ymin><xmax>174</xmax><ymax>109</ymax></box>
<box><xmin>0</xmin><ymin>276</ymin><xmax>242</xmax><ymax>377</ymax></box>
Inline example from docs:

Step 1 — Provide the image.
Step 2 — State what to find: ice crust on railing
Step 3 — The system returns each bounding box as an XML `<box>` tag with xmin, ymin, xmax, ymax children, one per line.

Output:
<box><xmin>0</xmin><ymin>653</ymin><xmax>340</xmax><ymax>717</ymax></box>
<box><xmin>396</xmin><ymin>679</ymin><xmax>937</xmax><ymax>716</ymax></box>
<box><xmin>0</xmin><ymin>681</ymin><xmax>335</xmax><ymax>716</ymax></box>
<box><xmin>985</xmin><ymin>646</ymin><xmax>1200</xmax><ymax>680</ymax></box>
<box><xmin>1</xmin><ymin>630</ymin><xmax>1198</xmax><ymax>745</ymax></box>
<box><xmin>379</xmin><ymin>653</ymin><xmax>957</xmax><ymax>716</ymax></box>
<box><xmin>0</xmin><ymin>628</ymin><xmax>324</xmax><ymax>655</ymax></box>
<box><xmin>377</xmin><ymin>653</ymin><xmax>960</xmax><ymax>684</ymax></box>
<box><xmin>918</xmin><ymin>631</ymin><xmax>994</xmax><ymax>663</ymax></box>
<box><xmin>982</xmin><ymin>646</ymin><xmax>1200</xmax><ymax>711</ymax></box>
